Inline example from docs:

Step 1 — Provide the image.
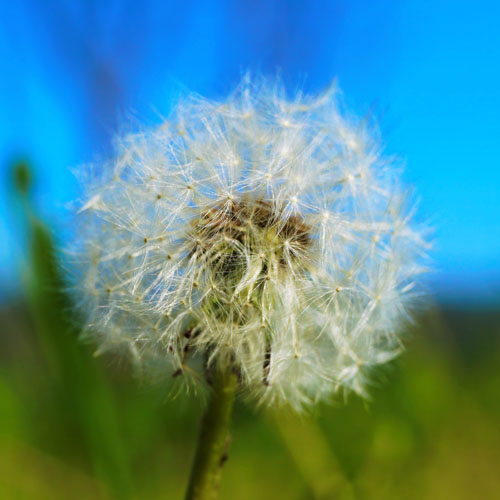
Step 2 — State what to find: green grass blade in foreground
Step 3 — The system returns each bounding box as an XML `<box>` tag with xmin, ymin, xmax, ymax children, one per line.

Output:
<box><xmin>28</xmin><ymin>217</ymin><xmax>132</xmax><ymax>498</ymax></box>
<box><xmin>15</xmin><ymin>161</ymin><xmax>132</xmax><ymax>498</ymax></box>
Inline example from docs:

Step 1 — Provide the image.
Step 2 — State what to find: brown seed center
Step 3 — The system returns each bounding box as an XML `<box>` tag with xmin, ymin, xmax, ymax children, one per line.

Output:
<box><xmin>191</xmin><ymin>197</ymin><xmax>312</xmax><ymax>270</ymax></box>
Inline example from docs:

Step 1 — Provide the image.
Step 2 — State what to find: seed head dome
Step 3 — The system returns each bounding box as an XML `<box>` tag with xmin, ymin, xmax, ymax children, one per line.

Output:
<box><xmin>69</xmin><ymin>77</ymin><xmax>428</xmax><ymax>410</ymax></box>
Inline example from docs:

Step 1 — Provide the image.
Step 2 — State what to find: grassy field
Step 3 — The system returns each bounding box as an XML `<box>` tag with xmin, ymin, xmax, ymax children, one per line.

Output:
<box><xmin>1</xmin><ymin>180</ymin><xmax>499</xmax><ymax>499</ymax></box>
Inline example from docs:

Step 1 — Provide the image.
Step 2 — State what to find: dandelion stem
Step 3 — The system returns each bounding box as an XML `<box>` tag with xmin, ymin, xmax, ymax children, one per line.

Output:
<box><xmin>185</xmin><ymin>369</ymin><xmax>238</xmax><ymax>500</ymax></box>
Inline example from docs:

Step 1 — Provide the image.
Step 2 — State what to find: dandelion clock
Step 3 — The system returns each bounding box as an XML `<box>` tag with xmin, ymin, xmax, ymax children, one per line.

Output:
<box><xmin>68</xmin><ymin>77</ymin><xmax>428</xmax><ymax>499</ymax></box>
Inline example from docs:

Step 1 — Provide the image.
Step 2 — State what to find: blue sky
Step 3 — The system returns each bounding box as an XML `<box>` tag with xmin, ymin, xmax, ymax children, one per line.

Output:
<box><xmin>1</xmin><ymin>0</ymin><xmax>499</xmax><ymax>302</ymax></box>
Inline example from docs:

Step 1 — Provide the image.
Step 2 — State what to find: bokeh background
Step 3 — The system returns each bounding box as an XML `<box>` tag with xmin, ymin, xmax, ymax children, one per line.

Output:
<box><xmin>1</xmin><ymin>1</ymin><xmax>499</xmax><ymax>499</ymax></box>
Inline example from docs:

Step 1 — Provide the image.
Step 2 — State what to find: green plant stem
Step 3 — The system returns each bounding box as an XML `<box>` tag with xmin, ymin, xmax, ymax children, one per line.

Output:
<box><xmin>185</xmin><ymin>369</ymin><xmax>238</xmax><ymax>500</ymax></box>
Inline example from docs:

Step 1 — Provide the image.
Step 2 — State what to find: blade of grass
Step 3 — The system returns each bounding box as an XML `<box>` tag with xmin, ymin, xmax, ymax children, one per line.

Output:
<box><xmin>14</xmin><ymin>161</ymin><xmax>132</xmax><ymax>499</ymax></box>
<box><xmin>269</xmin><ymin>409</ymin><xmax>354</xmax><ymax>500</ymax></box>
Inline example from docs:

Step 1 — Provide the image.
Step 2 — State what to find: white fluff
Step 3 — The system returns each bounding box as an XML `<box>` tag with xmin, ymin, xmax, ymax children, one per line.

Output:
<box><xmin>68</xmin><ymin>77</ymin><xmax>429</xmax><ymax>410</ymax></box>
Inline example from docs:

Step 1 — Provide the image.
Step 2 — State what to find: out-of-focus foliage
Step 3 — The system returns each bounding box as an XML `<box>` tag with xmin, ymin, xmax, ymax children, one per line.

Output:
<box><xmin>1</xmin><ymin>161</ymin><xmax>499</xmax><ymax>499</ymax></box>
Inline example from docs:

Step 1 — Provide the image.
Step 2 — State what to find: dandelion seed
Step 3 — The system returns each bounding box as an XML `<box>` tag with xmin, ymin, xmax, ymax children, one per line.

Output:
<box><xmin>68</xmin><ymin>77</ymin><xmax>428</xmax><ymax>411</ymax></box>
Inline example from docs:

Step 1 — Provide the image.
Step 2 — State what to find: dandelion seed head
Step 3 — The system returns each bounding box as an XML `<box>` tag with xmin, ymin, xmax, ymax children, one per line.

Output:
<box><xmin>68</xmin><ymin>77</ymin><xmax>429</xmax><ymax>411</ymax></box>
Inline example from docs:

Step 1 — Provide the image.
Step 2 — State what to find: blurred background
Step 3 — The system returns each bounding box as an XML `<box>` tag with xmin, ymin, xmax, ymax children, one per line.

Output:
<box><xmin>1</xmin><ymin>1</ymin><xmax>499</xmax><ymax>499</ymax></box>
